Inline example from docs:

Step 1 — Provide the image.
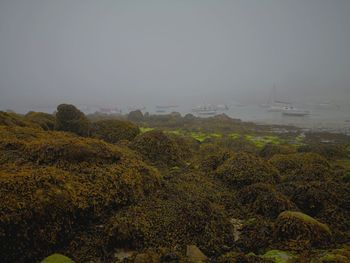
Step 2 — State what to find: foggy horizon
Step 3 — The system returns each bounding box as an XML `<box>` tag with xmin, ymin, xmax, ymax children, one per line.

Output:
<box><xmin>1</xmin><ymin>0</ymin><xmax>350</xmax><ymax>113</ymax></box>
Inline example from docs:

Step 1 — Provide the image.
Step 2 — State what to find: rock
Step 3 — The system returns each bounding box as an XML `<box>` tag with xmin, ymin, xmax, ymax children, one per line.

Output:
<box><xmin>40</xmin><ymin>253</ymin><xmax>74</xmax><ymax>263</ymax></box>
<box><xmin>134</xmin><ymin>252</ymin><xmax>160</xmax><ymax>263</ymax></box>
<box><xmin>186</xmin><ymin>245</ymin><xmax>208</xmax><ymax>262</ymax></box>
<box><xmin>114</xmin><ymin>249</ymin><xmax>135</xmax><ymax>261</ymax></box>
<box><xmin>262</xmin><ymin>250</ymin><xmax>297</xmax><ymax>263</ymax></box>
<box><xmin>230</xmin><ymin>218</ymin><xmax>244</xmax><ymax>241</ymax></box>
<box><xmin>274</xmin><ymin>211</ymin><xmax>332</xmax><ymax>248</ymax></box>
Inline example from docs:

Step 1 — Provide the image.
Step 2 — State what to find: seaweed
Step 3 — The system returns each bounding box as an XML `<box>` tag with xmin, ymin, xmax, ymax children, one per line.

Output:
<box><xmin>131</xmin><ymin>130</ymin><xmax>184</xmax><ymax>167</ymax></box>
<box><xmin>215</xmin><ymin>153</ymin><xmax>280</xmax><ymax>189</ymax></box>
<box><xmin>91</xmin><ymin>119</ymin><xmax>140</xmax><ymax>144</ymax></box>
<box><xmin>274</xmin><ymin>211</ymin><xmax>332</xmax><ymax>249</ymax></box>
<box><xmin>270</xmin><ymin>153</ymin><xmax>332</xmax><ymax>182</ymax></box>
<box><xmin>25</xmin><ymin>111</ymin><xmax>56</xmax><ymax>131</ymax></box>
<box><xmin>238</xmin><ymin>183</ymin><xmax>297</xmax><ymax>219</ymax></box>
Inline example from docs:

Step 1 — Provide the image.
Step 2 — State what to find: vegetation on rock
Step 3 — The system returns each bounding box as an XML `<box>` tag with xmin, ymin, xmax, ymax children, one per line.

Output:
<box><xmin>274</xmin><ymin>211</ymin><xmax>332</xmax><ymax>248</ymax></box>
<box><xmin>91</xmin><ymin>119</ymin><xmax>140</xmax><ymax>144</ymax></box>
<box><xmin>55</xmin><ymin>104</ymin><xmax>91</xmax><ymax>136</ymax></box>
<box><xmin>25</xmin><ymin>111</ymin><xmax>56</xmax><ymax>130</ymax></box>
<box><xmin>1</xmin><ymin>104</ymin><xmax>350</xmax><ymax>263</ymax></box>
<box><xmin>215</xmin><ymin>153</ymin><xmax>280</xmax><ymax>188</ymax></box>
<box><xmin>131</xmin><ymin>130</ymin><xmax>184</xmax><ymax>167</ymax></box>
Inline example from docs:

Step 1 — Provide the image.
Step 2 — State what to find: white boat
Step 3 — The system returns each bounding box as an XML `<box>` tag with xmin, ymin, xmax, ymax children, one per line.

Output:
<box><xmin>156</xmin><ymin>105</ymin><xmax>178</xmax><ymax>109</ymax></box>
<box><xmin>282</xmin><ymin>106</ymin><xmax>310</xmax><ymax>116</ymax></box>
<box><xmin>192</xmin><ymin>105</ymin><xmax>218</xmax><ymax>115</ymax></box>
<box><xmin>264</xmin><ymin>84</ymin><xmax>291</xmax><ymax>112</ymax></box>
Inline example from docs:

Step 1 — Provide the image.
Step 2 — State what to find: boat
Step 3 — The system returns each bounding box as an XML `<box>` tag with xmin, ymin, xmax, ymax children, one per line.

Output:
<box><xmin>216</xmin><ymin>104</ymin><xmax>229</xmax><ymax>111</ymax></box>
<box><xmin>282</xmin><ymin>106</ymin><xmax>310</xmax><ymax>116</ymax></box>
<box><xmin>156</xmin><ymin>105</ymin><xmax>179</xmax><ymax>109</ymax></box>
<box><xmin>127</xmin><ymin>106</ymin><xmax>146</xmax><ymax>111</ymax></box>
<box><xmin>192</xmin><ymin>105</ymin><xmax>218</xmax><ymax>115</ymax></box>
<box><xmin>264</xmin><ymin>84</ymin><xmax>291</xmax><ymax>112</ymax></box>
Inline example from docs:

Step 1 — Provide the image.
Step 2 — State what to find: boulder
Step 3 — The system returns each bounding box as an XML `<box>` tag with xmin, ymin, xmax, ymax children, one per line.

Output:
<box><xmin>186</xmin><ymin>245</ymin><xmax>208</xmax><ymax>262</ymax></box>
<box><xmin>274</xmin><ymin>211</ymin><xmax>332</xmax><ymax>248</ymax></box>
<box><xmin>40</xmin><ymin>253</ymin><xmax>74</xmax><ymax>263</ymax></box>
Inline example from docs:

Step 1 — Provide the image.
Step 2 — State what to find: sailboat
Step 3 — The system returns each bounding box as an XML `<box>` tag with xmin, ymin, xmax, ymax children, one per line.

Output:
<box><xmin>263</xmin><ymin>84</ymin><xmax>291</xmax><ymax>112</ymax></box>
<box><xmin>282</xmin><ymin>106</ymin><xmax>310</xmax><ymax>116</ymax></box>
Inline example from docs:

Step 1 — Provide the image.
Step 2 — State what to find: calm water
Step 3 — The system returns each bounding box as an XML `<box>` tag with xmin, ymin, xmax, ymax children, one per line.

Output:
<box><xmin>147</xmin><ymin>104</ymin><xmax>350</xmax><ymax>134</ymax></box>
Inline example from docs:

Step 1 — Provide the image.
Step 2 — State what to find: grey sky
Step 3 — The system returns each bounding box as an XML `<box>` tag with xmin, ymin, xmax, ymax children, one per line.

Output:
<box><xmin>0</xmin><ymin>0</ymin><xmax>349</xmax><ymax>112</ymax></box>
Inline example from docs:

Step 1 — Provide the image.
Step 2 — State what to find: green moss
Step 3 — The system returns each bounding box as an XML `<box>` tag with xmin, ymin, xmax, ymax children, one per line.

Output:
<box><xmin>262</xmin><ymin>250</ymin><xmax>297</xmax><ymax>263</ymax></box>
<box><xmin>166</xmin><ymin>129</ymin><xmax>183</xmax><ymax>135</ymax></box>
<box><xmin>40</xmin><ymin>253</ymin><xmax>74</xmax><ymax>263</ymax></box>
<box><xmin>190</xmin><ymin>131</ymin><xmax>210</xmax><ymax>142</ymax></box>
<box><xmin>139</xmin><ymin>127</ymin><xmax>155</xmax><ymax>133</ymax></box>
<box><xmin>228</xmin><ymin>133</ymin><xmax>241</xmax><ymax>140</ymax></box>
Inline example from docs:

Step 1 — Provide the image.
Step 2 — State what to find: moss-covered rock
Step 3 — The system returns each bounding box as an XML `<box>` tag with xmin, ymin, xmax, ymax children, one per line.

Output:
<box><xmin>40</xmin><ymin>253</ymin><xmax>74</xmax><ymax>263</ymax></box>
<box><xmin>131</xmin><ymin>130</ymin><xmax>184</xmax><ymax>166</ymax></box>
<box><xmin>260</xmin><ymin>144</ymin><xmax>296</xmax><ymax>159</ymax></box>
<box><xmin>25</xmin><ymin>111</ymin><xmax>56</xmax><ymax>130</ymax></box>
<box><xmin>218</xmin><ymin>252</ymin><xmax>274</xmax><ymax>263</ymax></box>
<box><xmin>270</xmin><ymin>153</ymin><xmax>332</xmax><ymax>182</ymax></box>
<box><xmin>91</xmin><ymin>119</ymin><xmax>140</xmax><ymax>144</ymax></box>
<box><xmin>236</xmin><ymin>218</ymin><xmax>274</xmax><ymax>253</ymax></box>
<box><xmin>55</xmin><ymin>104</ymin><xmax>90</xmax><ymax>136</ymax></box>
<box><xmin>261</xmin><ymin>250</ymin><xmax>297</xmax><ymax>263</ymax></box>
<box><xmin>0</xmin><ymin>111</ymin><xmax>40</xmax><ymax>128</ymax></box>
<box><xmin>298</xmin><ymin>144</ymin><xmax>349</xmax><ymax>160</ymax></box>
<box><xmin>215</xmin><ymin>153</ymin><xmax>280</xmax><ymax>189</ymax></box>
<box><xmin>198</xmin><ymin>148</ymin><xmax>233</xmax><ymax>173</ymax></box>
<box><xmin>0</xmin><ymin>125</ymin><xmax>160</xmax><ymax>263</ymax></box>
<box><xmin>107</xmin><ymin>171</ymin><xmax>237</xmax><ymax>257</ymax></box>
<box><xmin>238</xmin><ymin>184</ymin><xmax>297</xmax><ymax>219</ymax></box>
<box><xmin>274</xmin><ymin>211</ymin><xmax>332</xmax><ymax>248</ymax></box>
<box><xmin>127</xmin><ymin>110</ymin><xmax>144</xmax><ymax>122</ymax></box>
<box><xmin>282</xmin><ymin>182</ymin><xmax>329</xmax><ymax>217</ymax></box>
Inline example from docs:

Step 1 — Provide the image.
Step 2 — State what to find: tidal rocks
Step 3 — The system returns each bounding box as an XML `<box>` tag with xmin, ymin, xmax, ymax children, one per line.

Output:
<box><xmin>133</xmin><ymin>252</ymin><xmax>160</xmax><ymax>263</ymax></box>
<box><xmin>91</xmin><ymin>119</ymin><xmax>140</xmax><ymax>144</ymax></box>
<box><xmin>261</xmin><ymin>250</ymin><xmax>297</xmax><ymax>263</ymax></box>
<box><xmin>238</xmin><ymin>184</ymin><xmax>297</xmax><ymax>219</ymax></box>
<box><xmin>186</xmin><ymin>245</ymin><xmax>208</xmax><ymax>262</ymax></box>
<box><xmin>0</xmin><ymin>126</ymin><xmax>160</xmax><ymax>263</ymax></box>
<box><xmin>131</xmin><ymin>130</ymin><xmax>184</xmax><ymax>166</ymax></box>
<box><xmin>259</xmin><ymin>143</ymin><xmax>296</xmax><ymax>159</ymax></box>
<box><xmin>55</xmin><ymin>104</ymin><xmax>91</xmax><ymax>136</ymax></box>
<box><xmin>40</xmin><ymin>253</ymin><xmax>74</xmax><ymax>263</ymax></box>
<box><xmin>25</xmin><ymin>111</ymin><xmax>56</xmax><ymax>131</ymax></box>
<box><xmin>274</xmin><ymin>211</ymin><xmax>332</xmax><ymax>248</ymax></box>
<box><xmin>216</xmin><ymin>153</ymin><xmax>280</xmax><ymax>189</ymax></box>
<box><xmin>270</xmin><ymin>153</ymin><xmax>332</xmax><ymax>182</ymax></box>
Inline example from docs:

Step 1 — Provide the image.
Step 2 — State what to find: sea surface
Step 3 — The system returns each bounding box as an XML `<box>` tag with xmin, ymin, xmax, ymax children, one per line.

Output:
<box><xmin>24</xmin><ymin>103</ymin><xmax>350</xmax><ymax>135</ymax></box>
<box><xmin>147</xmin><ymin>104</ymin><xmax>350</xmax><ymax>135</ymax></box>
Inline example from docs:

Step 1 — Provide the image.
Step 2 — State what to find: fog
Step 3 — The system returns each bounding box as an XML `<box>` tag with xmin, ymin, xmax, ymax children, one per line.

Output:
<box><xmin>0</xmin><ymin>0</ymin><xmax>350</xmax><ymax>113</ymax></box>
